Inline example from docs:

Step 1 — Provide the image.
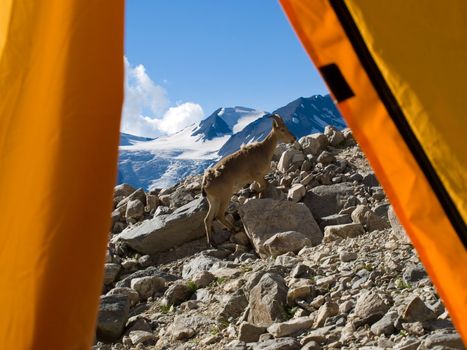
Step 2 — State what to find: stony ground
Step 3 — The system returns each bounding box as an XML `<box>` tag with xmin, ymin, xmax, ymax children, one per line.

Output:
<box><xmin>94</xmin><ymin>127</ymin><xmax>464</xmax><ymax>350</ymax></box>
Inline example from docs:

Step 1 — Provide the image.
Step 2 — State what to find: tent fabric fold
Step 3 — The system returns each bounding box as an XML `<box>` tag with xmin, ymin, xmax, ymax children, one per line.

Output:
<box><xmin>0</xmin><ymin>1</ymin><xmax>124</xmax><ymax>349</ymax></box>
<box><xmin>280</xmin><ymin>0</ymin><xmax>466</xmax><ymax>343</ymax></box>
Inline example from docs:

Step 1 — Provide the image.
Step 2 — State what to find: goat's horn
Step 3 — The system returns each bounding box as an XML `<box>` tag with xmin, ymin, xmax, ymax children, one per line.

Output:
<box><xmin>270</xmin><ymin>114</ymin><xmax>283</xmax><ymax>124</ymax></box>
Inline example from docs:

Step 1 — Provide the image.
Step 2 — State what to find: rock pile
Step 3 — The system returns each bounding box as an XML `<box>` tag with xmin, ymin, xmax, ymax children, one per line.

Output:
<box><xmin>94</xmin><ymin>126</ymin><xmax>464</xmax><ymax>350</ymax></box>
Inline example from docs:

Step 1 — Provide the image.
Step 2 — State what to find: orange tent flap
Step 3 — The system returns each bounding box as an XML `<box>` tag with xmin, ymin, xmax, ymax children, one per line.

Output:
<box><xmin>0</xmin><ymin>1</ymin><xmax>123</xmax><ymax>349</ymax></box>
<box><xmin>280</xmin><ymin>0</ymin><xmax>467</xmax><ymax>343</ymax></box>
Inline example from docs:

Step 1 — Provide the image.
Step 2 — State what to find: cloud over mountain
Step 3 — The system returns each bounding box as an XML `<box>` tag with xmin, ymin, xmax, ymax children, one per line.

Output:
<box><xmin>121</xmin><ymin>57</ymin><xmax>204</xmax><ymax>137</ymax></box>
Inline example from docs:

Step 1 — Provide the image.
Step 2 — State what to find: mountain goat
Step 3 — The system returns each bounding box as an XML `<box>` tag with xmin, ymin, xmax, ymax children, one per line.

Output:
<box><xmin>201</xmin><ymin>114</ymin><xmax>296</xmax><ymax>247</ymax></box>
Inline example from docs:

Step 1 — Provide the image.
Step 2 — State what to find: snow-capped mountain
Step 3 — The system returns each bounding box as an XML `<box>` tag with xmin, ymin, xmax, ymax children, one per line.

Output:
<box><xmin>119</xmin><ymin>133</ymin><xmax>154</xmax><ymax>146</ymax></box>
<box><xmin>218</xmin><ymin>95</ymin><xmax>345</xmax><ymax>156</ymax></box>
<box><xmin>118</xmin><ymin>107</ymin><xmax>266</xmax><ymax>189</ymax></box>
<box><xmin>117</xmin><ymin>95</ymin><xmax>345</xmax><ymax>190</ymax></box>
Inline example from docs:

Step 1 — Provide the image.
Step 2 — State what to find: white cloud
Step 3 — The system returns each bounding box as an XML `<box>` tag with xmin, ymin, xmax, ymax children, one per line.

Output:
<box><xmin>156</xmin><ymin>103</ymin><xmax>204</xmax><ymax>134</ymax></box>
<box><xmin>121</xmin><ymin>57</ymin><xmax>204</xmax><ymax>137</ymax></box>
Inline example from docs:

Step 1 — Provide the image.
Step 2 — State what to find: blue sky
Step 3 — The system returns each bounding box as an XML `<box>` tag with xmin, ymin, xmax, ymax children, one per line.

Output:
<box><xmin>123</xmin><ymin>0</ymin><xmax>328</xmax><ymax>137</ymax></box>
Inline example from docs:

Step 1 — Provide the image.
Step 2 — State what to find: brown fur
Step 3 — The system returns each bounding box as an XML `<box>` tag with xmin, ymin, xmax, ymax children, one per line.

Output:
<box><xmin>201</xmin><ymin>114</ymin><xmax>296</xmax><ymax>247</ymax></box>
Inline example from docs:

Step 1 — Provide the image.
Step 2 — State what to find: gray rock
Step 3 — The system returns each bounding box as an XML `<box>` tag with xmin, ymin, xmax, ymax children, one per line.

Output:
<box><xmin>161</xmin><ymin>282</ymin><xmax>194</xmax><ymax>306</ymax></box>
<box><xmin>169</xmin><ymin>315</ymin><xmax>211</xmax><ymax>341</ymax></box>
<box><xmin>290</xmin><ymin>264</ymin><xmax>314</xmax><ymax>279</ymax></box>
<box><xmin>354</xmin><ymin>291</ymin><xmax>391</xmax><ymax>321</ymax></box>
<box><xmin>96</xmin><ymin>295</ymin><xmax>130</xmax><ymax>341</ymax></box>
<box><xmin>323</xmin><ymin>223</ymin><xmax>365</xmax><ymax>242</ymax></box>
<box><xmin>238</xmin><ymin>322</ymin><xmax>266</xmax><ymax>342</ymax></box>
<box><xmin>373</xmin><ymin>203</ymin><xmax>390</xmax><ymax>217</ymax></box>
<box><xmin>145</xmin><ymin>194</ymin><xmax>159</xmax><ymax>213</ymax></box>
<box><xmin>402</xmin><ymin>321</ymin><xmax>425</xmax><ymax>336</ymax></box>
<box><xmin>244</xmin><ymin>271</ymin><xmax>268</xmax><ymax>293</ymax></box>
<box><xmin>220</xmin><ymin>290</ymin><xmax>248</xmax><ymax>320</ymax></box>
<box><xmin>314</xmin><ymin>302</ymin><xmax>339</xmax><ymax>327</ymax></box>
<box><xmin>225</xmin><ymin>340</ymin><xmax>248</xmax><ymax>350</ymax></box>
<box><xmin>117</xmin><ymin>188</ymin><xmax>146</xmax><ymax>208</ymax></box>
<box><xmin>114</xmin><ymin>183</ymin><xmax>137</xmax><ymax>198</ymax></box>
<box><xmin>103</xmin><ymin>263</ymin><xmax>121</xmax><ymax>285</ymax></box>
<box><xmin>287</xmin><ymin>285</ymin><xmax>313</xmax><ymax>306</ymax></box>
<box><xmin>264</xmin><ymin>231</ymin><xmax>312</xmax><ymax>257</ymax></box>
<box><xmin>128</xmin><ymin>330</ymin><xmax>154</xmax><ymax>345</ymax></box>
<box><xmin>299</xmin><ymin>134</ymin><xmax>326</xmax><ymax>156</ymax></box>
<box><xmin>126</xmin><ymin>199</ymin><xmax>144</xmax><ymax>224</ymax></box>
<box><xmin>351</xmin><ymin>205</ymin><xmax>390</xmax><ymax>231</ymax></box>
<box><xmin>154</xmin><ymin>205</ymin><xmax>171</xmax><ymax>216</ymax></box>
<box><xmin>248</xmin><ymin>273</ymin><xmax>288</xmax><ymax>327</ymax></box>
<box><xmin>362</xmin><ymin>172</ymin><xmax>379</xmax><ymax>187</ymax></box>
<box><xmin>301</xmin><ymin>340</ymin><xmax>322</xmax><ymax>350</ymax></box>
<box><xmin>118</xmin><ymin>197</ymin><xmax>208</xmax><ymax>254</ymax></box>
<box><xmin>402</xmin><ymin>296</ymin><xmax>436</xmax><ymax>322</ymax></box>
<box><xmin>370</xmin><ymin>311</ymin><xmax>398</xmax><ymax>335</ymax></box>
<box><xmin>300</xmin><ymin>325</ymin><xmax>334</xmax><ymax>345</ymax></box>
<box><xmin>169</xmin><ymin>187</ymin><xmax>194</xmax><ymax>208</ymax></box>
<box><xmin>403</xmin><ymin>264</ymin><xmax>428</xmax><ymax>284</ymax></box>
<box><xmin>182</xmin><ymin>254</ymin><xmax>221</xmax><ymax>279</ymax></box>
<box><xmin>252</xmin><ymin>337</ymin><xmax>300</xmax><ymax>350</ymax></box>
<box><xmin>422</xmin><ymin>333</ymin><xmax>464</xmax><ymax>349</ymax></box>
<box><xmin>324</xmin><ymin>126</ymin><xmax>345</xmax><ymax>147</ymax></box>
<box><xmin>191</xmin><ymin>270</ymin><xmax>215</xmax><ymax>288</ymax></box>
<box><xmin>348</xmin><ymin>173</ymin><xmax>363</xmax><ymax>182</ymax></box>
<box><xmin>239</xmin><ymin>199</ymin><xmax>322</xmax><ymax>258</ymax></box>
<box><xmin>365</xmin><ymin>211</ymin><xmax>391</xmax><ymax>231</ymax></box>
<box><xmin>267</xmin><ymin>316</ymin><xmax>313</xmax><ymax>338</ymax></box>
<box><xmin>318</xmin><ymin>213</ymin><xmax>352</xmax><ymax>230</ymax></box>
<box><xmin>388</xmin><ymin>206</ymin><xmax>411</xmax><ymax>243</ymax></box>
<box><xmin>137</xmin><ymin>255</ymin><xmax>153</xmax><ymax>268</ymax></box>
<box><xmin>106</xmin><ymin>287</ymin><xmax>139</xmax><ymax>307</ymax></box>
<box><xmin>339</xmin><ymin>251</ymin><xmax>357</xmax><ymax>262</ymax></box>
<box><xmin>287</xmin><ymin>184</ymin><xmax>306</xmax><ymax>202</ymax></box>
<box><xmin>115</xmin><ymin>266</ymin><xmax>178</xmax><ymax>288</ymax></box>
<box><xmin>351</xmin><ymin>205</ymin><xmax>370</xmax><ymax>224</ymax></box>
<box><xmin>303</xmin><ymin>182</ymin><xmax>355</xmax><ymax>219</ymax></box>
<box><xmin>317</xmin><ymin>151</ymin><xmax>335</xmax><ymax>165</ymax></box>
<box><xmin>278</xmin><ymin>150</ymin><xmax>301</xmax><ymax>173</ymax></box>
<box><xmin>130</xmin><ymin>276</ymin><xmax>165</xmax><ymax>299</ymax></box>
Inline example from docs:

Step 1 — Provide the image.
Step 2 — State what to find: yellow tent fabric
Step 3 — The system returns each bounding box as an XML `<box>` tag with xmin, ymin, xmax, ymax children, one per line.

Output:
<box><xmin>0</xmin><ymin>1</ymin><xmax>123</xmax><ymax>349</ymax></box>
<box><xmin>280</xmin><ymin>0</ymin><xmax>467</xmax><ymax>343</ymax></box>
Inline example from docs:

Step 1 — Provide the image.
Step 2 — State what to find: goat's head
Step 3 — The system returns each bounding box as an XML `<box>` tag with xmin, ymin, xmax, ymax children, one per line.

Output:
<box><xmin>271</xmin><ymin>114</ymin><xmax>296</xmax><ymax>143</ymax></box>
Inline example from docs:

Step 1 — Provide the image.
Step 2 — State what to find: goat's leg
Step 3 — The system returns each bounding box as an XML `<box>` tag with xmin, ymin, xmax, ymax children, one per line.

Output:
<box><xmin>216</xmin><ymin>199</ymin><xmax>234</xmax><ymax>231</ymax></box>
<box><xmin>204</xmin><ymin>199</ymin><xmax>218</xmax><ymax>248</ymax></box>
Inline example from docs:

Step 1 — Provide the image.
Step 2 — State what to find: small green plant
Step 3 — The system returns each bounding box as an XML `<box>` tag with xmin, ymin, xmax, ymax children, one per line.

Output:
<box><xmin>395</xmin><ymin>277</ymin><xmax>411</xmax><ymax>290</ymax></box>
<box><xmin>214</xmin><ymin>276</ymin><xmax>227</xmax><ymax>286</ymax></box>
<box><xmin>363</xmin><ymin>263</ymin><xmax>374</xmax><ymax>271</ymax></box>
<box><xmin>241</xmin><ymin>264</ymin><xmax>253</xmax><ymax>273</ymax></box>
<box><xmin>159</xmin><ymin>304</ymin><xmax>171</xmax><ymax>314</ymax></box>
<box><xmin>187</xmin><ymin>280</ymin><xmax>198</xmax><ymax>293</ymax></box>
<box><xmin>284</xmin><ymin>306</ymin><xmax>298</xmax><ymax>319</ymax></box>
<box><xmin>399</xmin><ymin>329</ymin><xmax>408</xmax><ymax>337</ymax></box>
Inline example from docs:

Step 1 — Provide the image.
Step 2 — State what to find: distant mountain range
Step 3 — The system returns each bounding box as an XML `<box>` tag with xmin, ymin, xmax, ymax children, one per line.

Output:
<box><xmin>117</xmin><ymin>95</ymin><xmax>345</xmax><ymax>190</ymax></box>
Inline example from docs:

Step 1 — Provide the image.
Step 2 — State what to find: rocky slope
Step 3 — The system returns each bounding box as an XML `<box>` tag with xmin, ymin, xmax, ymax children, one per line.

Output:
<box><xmin>96</xmin><ymin>127</ymin><xmax>464</xmax><ymax>350</ymax></box>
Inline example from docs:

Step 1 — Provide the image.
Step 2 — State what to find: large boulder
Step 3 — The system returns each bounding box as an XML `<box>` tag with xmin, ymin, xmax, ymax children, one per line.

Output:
<box><xmin>248</xmin><ymin>273</ymin><xmax>288</xmax><ymax>327</ymax></box>
<box><xmin>303</xmin><ymin>182</ymin><xmax>355</xmax><ymax>219</ymax></box>
<box><xmin>118</xmin><ymin>197</ymin><xmax>208</xmax><ymax>254</ymax></box>
<box><xmin>239</xmin><ymin>199</ymin><xmax>322</xmax><ymax>258</ymax></box>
